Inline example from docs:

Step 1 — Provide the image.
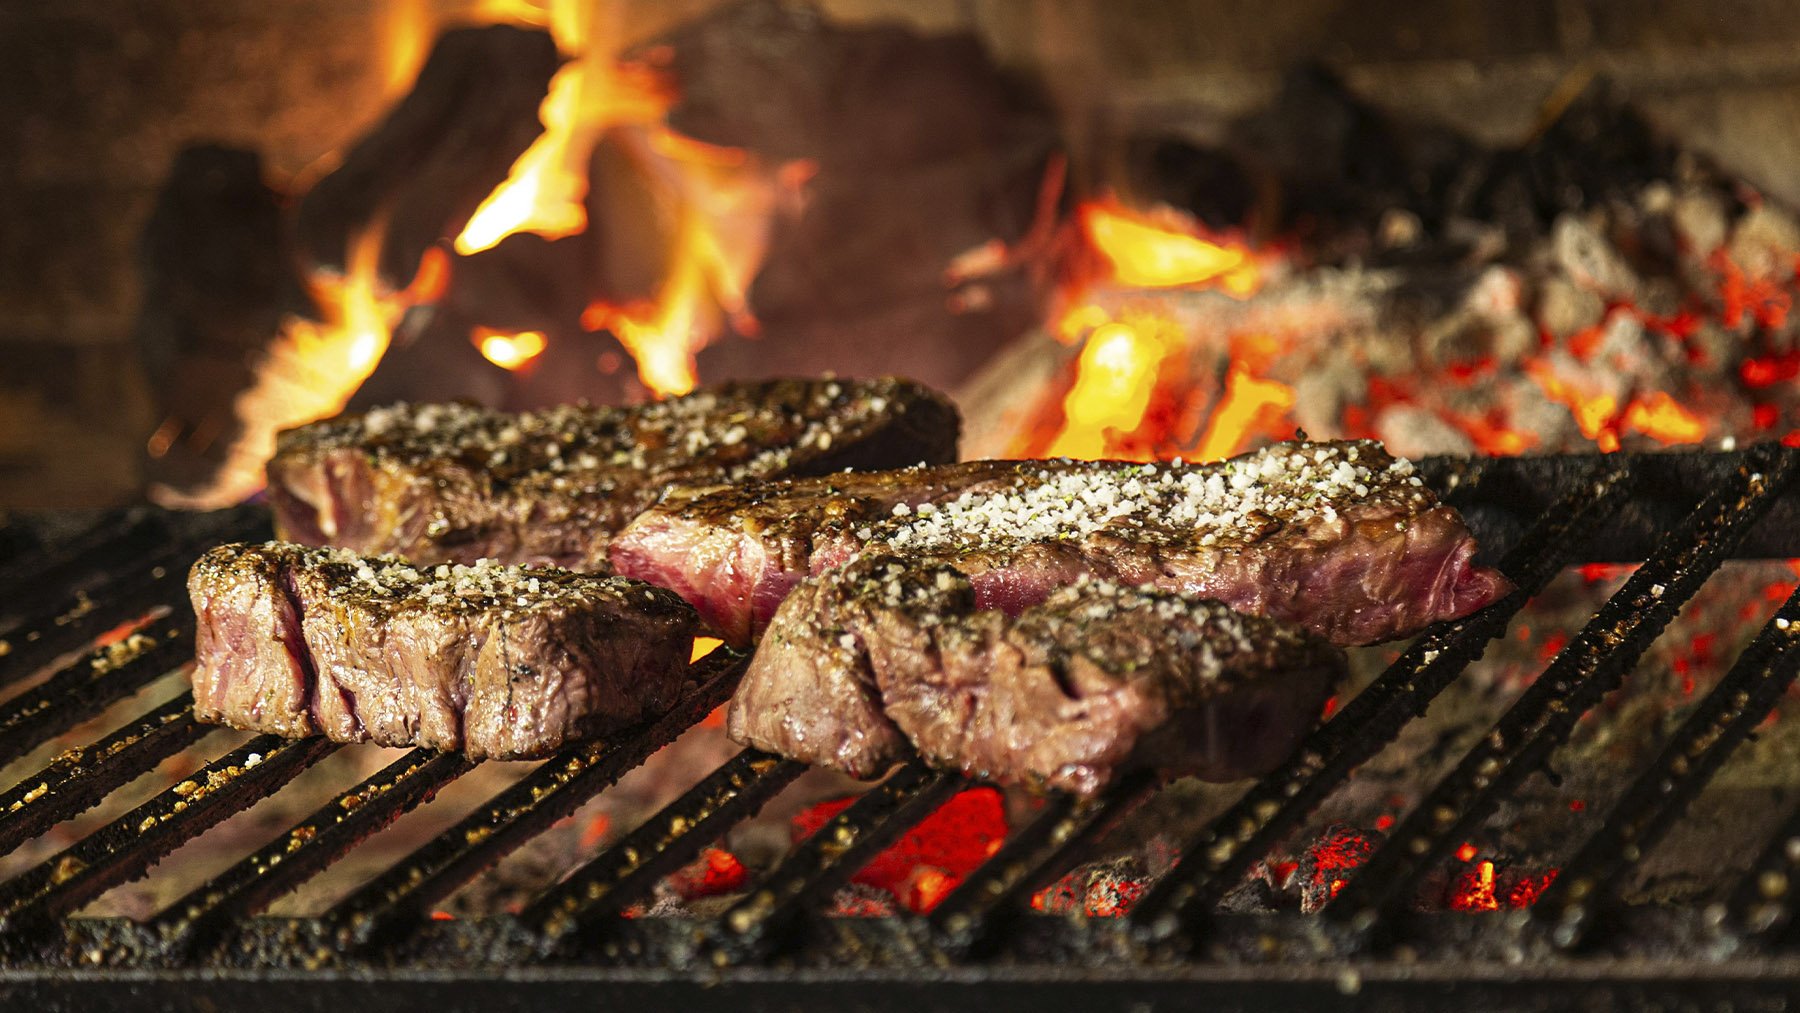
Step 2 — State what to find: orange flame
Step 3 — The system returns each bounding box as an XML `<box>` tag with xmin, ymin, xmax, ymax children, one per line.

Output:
<box><xmin>1524</xmin><ymin>360</ymin><xmax>1707</xmax><ymax>452</ymax></box>
<box><xmin>149</xmin><ymin>233</ymin><xmax>444</xmax><ymax>509</ymax></box>
<box><xmin>454</xmin><ymin>1</ymin><xmax>768</xmax><ymax>398</ymax></box>
<box><xmin>1080</xmin><ymin>201</ymin><xmax>1262</xmax><ymax>295</ymax></box>
<box><xmin>473</xmin><ymin>328</ymin><xmax>547</xmax><ymax>371</ymax></box>
<box><xmin>1041</xmin><ymin>200</ymin><xmax>1281</xmax><ymax>461</ymax></box>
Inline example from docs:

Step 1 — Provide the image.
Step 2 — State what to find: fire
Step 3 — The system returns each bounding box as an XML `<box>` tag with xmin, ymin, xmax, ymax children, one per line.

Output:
<box><xmin>1040</xmin><ymin>199</ymin><xmax>1282</xmax><ymax>461</ymax></box>
<box><xmin>1046</xmin><ymin>318</ymin><xmax>1177</xmax><ymax>459</ymax></box>
<box><xmin>1523</xmin><ymin>360</ymin><xmax>1707</xmax><ymax>453</ymax></box>
<box><xmin>474</xmin><ymin>328</ymin><xmax>547</xmax><ymax>371</ymax></box>
<box><xmin>1080</xmin><ymin>201</ymin><xmax>1261</xmax><ymax>295</ymax></box>
<box><xmin>454</xmin><ymin>3</ymin><xmax>666</xmax><ymax>253</ymax></box>
<box><xmin>149</xmin><ymin>231</ymin><xmax>444</xmax><ymax>509</ymax></box>
<box><xmin>453</xmin><ymin>0</ymin><xmax>769</xmax><ymax>398</ymax></box>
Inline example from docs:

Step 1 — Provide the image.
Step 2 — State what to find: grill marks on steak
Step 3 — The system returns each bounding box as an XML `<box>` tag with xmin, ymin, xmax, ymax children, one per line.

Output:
<box><xmin>190</xmin><ymin>542</ymin><xmax>700</xmax><ymax>759</ymax></box>
<box><xmin>613</xmin><ymin>439</ymin><xmax>1512</xmax><ymax>648</ymax></box>
<box><xmin>729</xmin><ymin>556</ymin><xmax>1346</xmax><ymax>794</ymax></box>
<box><xmin>267</xmin><ymin>377</ymin><xmax>959</xmax><ymax>571</ymax></box>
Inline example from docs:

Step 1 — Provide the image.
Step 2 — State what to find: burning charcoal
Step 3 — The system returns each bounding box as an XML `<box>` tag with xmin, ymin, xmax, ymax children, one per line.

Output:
<box><xmin>1537</xmin><ymin>275</ymin><xmax>1607</xmax><ymax>340</ymax></box>
<box><xmin>135</xmin><ymin>144</ymin><xmax>314</xmax><ymax>497</ymax></box>
<box><xmin>828</xmin><ymin>883</ymin><xmax>896</xmax><ymax>918</ymax></box>
<box><xmin>1553</xmin><ymin>215</ymin><xmax>1644</xmax><ymax>301</ymax></box>
<box><xmin>295</xmin><ymin>24</ymin><xmax>560</xmax><ymax>286</ymax></box>
<box><xmin>1029</xmin><ymin>857</ymin><xmax>1151</xmax><ymax>918</ymax></box>
<box><xmin>1374</xmin><ymin>405</ymin><xmax>1476</xmax><ymax>458</ymax></box>
<box><xmin>668</xmin><ymin>847</ymin><xmax>750</xmax><ymax>901</ymax></box>
<box><xmin>1293</xmin><ymin>823</ymin><xmax>1380</xmax><ymax>914</ymax></box>
<box><xmin>790</xmin><ymin>788</ymin><xmax>1007</xmax><ymax>901</ymax></box>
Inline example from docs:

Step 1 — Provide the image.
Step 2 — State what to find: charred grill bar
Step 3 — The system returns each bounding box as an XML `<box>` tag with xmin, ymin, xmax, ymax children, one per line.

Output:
<box><xmin>4</xmin><ymin>449</ymin><xmax>1800</xmax><ymax>1008</ymax></box>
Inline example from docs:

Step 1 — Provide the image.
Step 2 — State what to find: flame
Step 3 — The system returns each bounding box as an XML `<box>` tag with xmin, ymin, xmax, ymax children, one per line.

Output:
<box><xmin>149</xmin><ymin>232</ymin><xmax>443</xmax><ymax>509</ymax></box>
<box><xmin>1045</xmin><ymin>318</ymin><xmax>1176</xmax><ymax>459</ymax></box>
<box><xmin>473</xmin><ymin>328</ymin><xmax>547</xmax><ymax>371</ymax></box>
<box><xmin>379</xmin><ymin>0</ymin><xmax>432</xmax><ymax>98</ymax></box>
<box><xmin>1039</xmin><ymin>200</ymin><xmax>1280</xmax><ymax>461</ymax></box>
<box><xmin>1525</xmin><ymin>360</ymin><xmax>1708</xmax><ymax>452</ymax></box>
<box><xmin>453</xmin><ymin>0</ymin><xmax>769</xmax><ymax>398</ymax></box>
<box><xmin>1081</xmin><ymin>201</ymin><xmax>1262</xmax><ymax>294</ymax></box>
<box><xmin>454</xmin><ymin>3</ymin><xmax>667</xmax><ymax>254</ymax></box>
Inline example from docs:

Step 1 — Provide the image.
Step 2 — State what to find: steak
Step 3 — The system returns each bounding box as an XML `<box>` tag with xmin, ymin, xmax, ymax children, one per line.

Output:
<box><xmin>728</xmin><ymin>555</ymin><xmax>1346</xmax><ymax>794</ymax></box>
<box><xmin>189</xmin><ymin>541</ymin><xmax>700</xmax><ymax>759</ymax></box>
<box><xmin>613</xmin><ymin>440</ymin><xmax>1511</xmax><ymax>647</ymax></box>
<box><xmin>267</xmin><ymin>376</ymin><xmax>959</xmax><ymax>571</ymax></box>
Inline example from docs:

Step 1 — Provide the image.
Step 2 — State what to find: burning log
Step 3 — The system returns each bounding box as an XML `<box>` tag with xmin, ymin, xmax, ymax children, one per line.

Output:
<box><xmin>295</xmin><ymin>24</ymin><xmax>560</xmax><ymax>286</ymax></box>
<box><xmin>639</xmin><ymin>0</ymin><xmax>1063</xmax><ymax>392</ymax></box>
<box><xmin>135</xmin><ymin>145</ymin><xmax>313</xmax><ymax>498</ymax></box>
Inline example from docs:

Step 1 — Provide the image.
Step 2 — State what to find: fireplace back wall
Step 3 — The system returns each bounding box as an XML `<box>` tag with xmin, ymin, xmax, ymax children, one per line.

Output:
<box><xmin>4</xmin><ymin>0</ymin><xmax>1799</xmax><ymax>507</ymax></box>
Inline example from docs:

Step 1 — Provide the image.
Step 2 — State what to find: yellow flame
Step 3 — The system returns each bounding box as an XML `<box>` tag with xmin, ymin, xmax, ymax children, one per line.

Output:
<box><xmin>150</xmin><ymin>228</ymin><xmax>416</xmax><ymax>509</ymax></box>
<box><xmin>1081</xmin><ymin>202</ymin><xmax>1261</xmax><ymax>293</ymax></box>
<box><xmin>454</xmin><ymin>2</ymin><xmax>669</xmax><ymax>255</ymax></box>
<box><xmin>1193</xmin><ymin>367</ymin><xmax>1297</xmax><ymax>462</ymax></box>
<box><xmin>1046</xmin><ymin>315</ymin><xmax>1180</xmax><ymax>460</ymax></box>
<box><xmin>379</xmin><ymin>0</ymin><xmax>432</xmax><ymax>98</ymax></box>
<box><xmin>474</xmin><ymin>328</ymin><xmax>548</xmax><ymax>370</ymax></box>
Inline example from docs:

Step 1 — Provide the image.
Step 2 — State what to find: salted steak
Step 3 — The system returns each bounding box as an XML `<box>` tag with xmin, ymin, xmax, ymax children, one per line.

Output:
<box><xmin>267</xmin><ymin>376</ymin><xmax>959</xmax><ymax>571</ymax></box>
<box><xmin>614</xmin><ymin>440</ymin><xmax>1511</xmax><ymax>647</ymax></box>
<box><xmin>189</xmin><ymin>542</ymin><xmax>700</xmax><ymax>759</ymax></box>
<box><xmin>729</xmin><ymin>556</ymin><xmax>1346</xmax><ymax>794</ymax></box>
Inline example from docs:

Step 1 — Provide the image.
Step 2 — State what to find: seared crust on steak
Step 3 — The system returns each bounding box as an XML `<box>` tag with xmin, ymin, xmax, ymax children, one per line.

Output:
<box><xmin>613</xmin><ymin>440</ymin><xmax>1511</xmax><ymax>647</ymax></box>
<box><xmin>729</xmin><ymin>555</ymin><xmax>1345</xmax><ymax>794</ymax></box>
<box><xmin>189</xmin><ymin>542</ymin><xmax>699</xmax><ymax>759</ymax></box>
<box><xmin>267</xmin><ymin>377</ymin><xmax>959</xmax><ymax>570</ymax></box>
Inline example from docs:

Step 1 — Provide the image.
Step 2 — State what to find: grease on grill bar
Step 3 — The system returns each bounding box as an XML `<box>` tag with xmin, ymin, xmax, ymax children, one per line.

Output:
<box><xmin>1</xmin><ymin>451</ymin><xmax>1800</xmax><ymax>1006</ymax></box>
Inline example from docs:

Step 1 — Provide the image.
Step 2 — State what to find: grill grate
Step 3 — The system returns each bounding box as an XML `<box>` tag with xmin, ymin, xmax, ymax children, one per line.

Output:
<box><xmin>4</xmin><ymin>449</ymin><xmax>1800</xmax><ymax>1008</ymax></box>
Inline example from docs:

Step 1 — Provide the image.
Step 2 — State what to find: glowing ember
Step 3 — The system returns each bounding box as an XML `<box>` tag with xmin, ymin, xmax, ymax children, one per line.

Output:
<box><xmin>473</xmin><ymin>328</ymin><xmax>548</xmax><ymax>371</ymax></box>
<box><xmin>792</xmin><ymin>788</ymin><xmax>1007</xmax><ymax>911</ymax></box>
<box><xmin>669</xmin><ymin>847</ymin><xmax>748</xmax><ymax>900</ymax></box>
<box><xmin>1449</xmin><ymin>859</ymin><xmax>1501</xmax><ymax>912</ymax></box>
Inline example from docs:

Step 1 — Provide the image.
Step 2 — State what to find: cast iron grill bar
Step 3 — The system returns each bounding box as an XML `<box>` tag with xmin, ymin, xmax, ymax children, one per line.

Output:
<box><xmin>709</xmin><ymin>762</ymin><xmax>963</xmax><ymax>965</ymax></box>
<box><xmin>0</xmin><ymin>507</ymin><xmax>264</xmax><ymax>684</ymax></box>
<box><xmin>928</xmin><ymin>772</ymin><xmax>1156</xmax><ymax>959</ymax></box>
<box><xmin>0</xmin><ymin>693</ymin><xmax>212</xmax><ymax>855</ymax></box>
<box><xmin>1326</xmin><ymin>443</ymin><xmax>1798</xmax><ymax>934</ymax></box>
<box><xmin>324</xmin><ymin>651</ymin><xmax>748</xmax><ymax>950</ymax></box>
<box><xmin>0</xmin><ymin>510</ymin><xmax>159</xmax><ymax>615</ymax></box>
<box><xmin>0</xmin><ymin>734</ymin><xmax>337</xmax><ymax>935</ymax></box>
<box><xmin>1533</xmin><ymin>584</ymin><xmax>1800</xmax><ymax>950</ymax></box>
<box><xmin>0</xmin><ymin>619</ymin><xmax>194</xmax><ymax>769</ymax></box>
<box><xmin>525</xmin><ymin>748</ymin><xmax>805</xmax><ymax>949</ymax></box>
<box><xmin>1724</xmin><ymin>733</ymin><xmax>1800</xmax><ymax>938</ymax></box>
<box><xmin>1125</xmin><ymin>463</ymin><xmax>1636</xmax><ymax>945</ymax></box>
<box><xmin>150</xmin><ymin>747</ymin><xmax>476</xmax><ymax>955</ymax></box>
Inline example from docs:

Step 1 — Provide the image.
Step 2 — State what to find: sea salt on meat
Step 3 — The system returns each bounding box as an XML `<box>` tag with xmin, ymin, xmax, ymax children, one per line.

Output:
<box><xmin>612</xmin><ymin>439</ymin><xmax>1512</xmax><ymax>647</ymax></box>
<box><xmin>189</xmin><ymin>541</ymin><xmax>700</xmax><ymax>760</ymax></box>
<box><xmin>729</xmin><ymin>556</ymin><xmax>1346</xmax><ymax>794</ymax></box>
<box><xmin>266</xmin><ymin>377</ymin><xmax>959</xmax><ymax>572</ymax></box>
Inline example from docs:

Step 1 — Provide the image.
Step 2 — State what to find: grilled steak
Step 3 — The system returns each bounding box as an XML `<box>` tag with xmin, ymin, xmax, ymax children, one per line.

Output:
<box><xmin>614</xmin><ymin>439</ymin><xmax>1511</xmax><ymax>647</ymax></box>
<box><xmin>189</xmin><ymin>542</ymin><xmax>700</xmax><ymax>759</ymax></box>
<box><xmin>267</xmin><ymin>377</ymin><xmax>959</xmax><ymax>571</ymax></box>
<box><xmin>729</xmin><ymin>555</ymin><xmax>1345</xmax><ymax>793</ymax></box>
